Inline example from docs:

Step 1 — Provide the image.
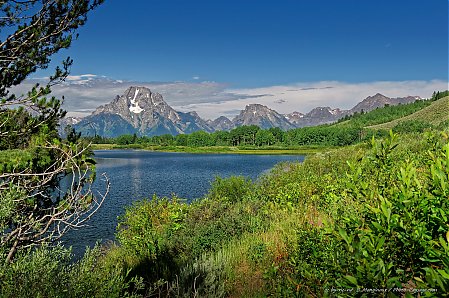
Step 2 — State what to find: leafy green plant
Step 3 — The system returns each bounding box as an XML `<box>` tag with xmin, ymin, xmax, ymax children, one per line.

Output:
<box><xmin>207</xmin><ymin>176</ymin><xmax>254</xmax><ymax>203</ymax></box>
<box><xmin>333</xmin><ymin>132</ymin><xmax>449</xmax><ymax>294</ymax></box>
<box><xmin>0</xmin><ymin>245</ymin><xmax>138</xmax><ymax>298</ymax></box>
<box><xmin>117</xmin><ymin>196</ymin><xmax>188</xmax><ymax>260</ymax></box>
<box><xmin>393</xmin><ymin>120</ymin><xmax>433</xmax><ymax>133</ymax></box>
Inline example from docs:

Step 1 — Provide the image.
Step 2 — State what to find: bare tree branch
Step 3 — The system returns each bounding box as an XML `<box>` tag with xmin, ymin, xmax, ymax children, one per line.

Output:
<box><xmin>0</xmin><ymin>0</ymin><xmax>105</xmax><ymax>264</ymax></box>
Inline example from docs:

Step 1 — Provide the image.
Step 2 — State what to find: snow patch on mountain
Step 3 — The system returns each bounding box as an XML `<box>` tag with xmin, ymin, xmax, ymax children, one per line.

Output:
<box><xmin>129</xmin><ymin>88</ymin><xmax>144</xmax><ymax>113</ymax></box>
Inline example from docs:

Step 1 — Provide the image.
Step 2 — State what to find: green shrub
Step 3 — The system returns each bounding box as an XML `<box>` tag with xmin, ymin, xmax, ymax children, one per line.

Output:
<box><xmin>332</xmin><ymin>132</ymin><xmax>449</xmax><ymax>294</ymax></box>
<box><xmin>113</xmin><ymin>192</ymin><xmax>268</xmax><ymax>295</ymax></box>
<box><xmin>393</xmin><ymin>119</ymin><xmax>433</xmax><ymax>133</ymax></box>
<box><xmin>0</xmin><ymin>245</ymin><xmax>136</xmax><ymax>298</ymax></box>
<box><xmin>116</xmin><ymin>196</ymin><xmax>188</xmax><ymax>261</ymax></box>
<box><xmin>207</xmin><ymin>176</ymin><xmax>254</xmax><ymax>203</ymax></box>
<box><xmin>263</xmin><ymin>226</ymin><xmax>346</xmax><ymax>297</ymax></box>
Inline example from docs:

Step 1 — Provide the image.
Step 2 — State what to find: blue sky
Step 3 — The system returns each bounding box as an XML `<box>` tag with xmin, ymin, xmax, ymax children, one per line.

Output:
<box><xmin>30</xmin><ymin>0</ymin><xmax>448</xmax><ymax>118</ymax></box>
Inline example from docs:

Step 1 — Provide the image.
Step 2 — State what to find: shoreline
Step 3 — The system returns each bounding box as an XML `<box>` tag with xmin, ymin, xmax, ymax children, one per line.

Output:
<box><xmin>90</xmin><ymin>144</ymin><xmax>333</xmax><ymax>155</ymax></box>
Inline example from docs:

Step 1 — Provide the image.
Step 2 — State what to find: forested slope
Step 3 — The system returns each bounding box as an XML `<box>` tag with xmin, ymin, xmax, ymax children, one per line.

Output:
<box><xmin>367</xmin><ymin>96</ymin><xmax>449</xmax><ymax>130</ymax></box>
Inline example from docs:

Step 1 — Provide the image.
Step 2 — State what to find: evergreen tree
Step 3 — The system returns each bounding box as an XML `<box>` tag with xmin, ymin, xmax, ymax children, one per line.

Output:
<box><xmin>0</xmin><ymin>0</ymin><xmax>105</xmax><ymax>263</ymax></box>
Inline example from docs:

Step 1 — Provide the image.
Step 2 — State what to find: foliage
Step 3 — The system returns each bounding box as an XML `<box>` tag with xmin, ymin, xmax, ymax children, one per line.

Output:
<box><xmin>207</xmin><ymin>176</ymin><xmax>254</xmax><ymax>203</ymax></box>
<box><xmin>187</xmin><ymin>130</ymin><xmax>214</xmax><ymax>147</ymax></box>
<box><xmin>337</xmin><ymin>98</ymin><xmax>433</xmax><ymax>127</ymax></box>
<box><xmin>369</xmin><ymin>96</ymin><xmax>449</xmax><ymax>131</ymax></box>
<box><xmin>112</xmin><ymin>189</ymin><xmax>270</xmax><ymax>296</ymax></box>
<box><xmin>116</xmin><ymin>196</ymin><xmax>188</xmax><ymax>262</ymax></box>
<box><xmin>263</xmin><ymin>226</ymin><xmax>346</xmax><ymax>297</ymax></box>
<box><xmin>392</xmin><ymin>119</ymin><xmax>433</xmax><ymax>133</ymax></box>
<box><xmin>255</xmin><ymin>129</ymin><xmax>276</xmax><ymax>146</ymax></box>
<box><xmin>332</xmin><ymin>132</ymin><xmax>449</xmax><ymax>294</ymax></box>
<box><xmin>431</xmin><ymin>90</ymin><xmax>449</xmax><ymax>101</ymax></box>
<box><xmin>0</xmin><ymin>244</ymin><xmax>139</xmax><ymax>298</ymax></box>
<box><xmin>285</xmin><ymin>125</ymin><xmax>362</xmax><ymax>146</ymax></box>
<box><xmin>0</xmin><ymin>130</ymin><xmax>107</xmax><ymax>263</ymax></box>
<box><xmin>0</xmin><ymin>0</ymin><xmax>106</xmax><ymax>263</ymax></box>
<box><xmin>116</xmin><ymin>133</ymin><xmax>138</xmax><ymax>145</ymax></box>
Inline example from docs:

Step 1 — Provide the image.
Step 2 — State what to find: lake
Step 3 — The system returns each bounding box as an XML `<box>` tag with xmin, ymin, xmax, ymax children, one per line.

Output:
<box><xmin>62</xmin><ymin>150</ymin><xmax>305</xmax><ymax>256</ymax></box>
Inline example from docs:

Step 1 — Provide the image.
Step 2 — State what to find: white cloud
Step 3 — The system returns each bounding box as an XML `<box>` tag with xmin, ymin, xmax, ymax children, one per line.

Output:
<box><xmin>192</xmin><ymin>76</ymin><xmax>200</xmax><ymax>80</ymax></box>
<box><xmin>66</xmin><ymin>74</ymin><xmax>98</xmax><ymax>81</ymax></box>
<box><xmin>9</xmin><ymin>76</ymin><xmax>448</xmax><ymax>120</ymax></box>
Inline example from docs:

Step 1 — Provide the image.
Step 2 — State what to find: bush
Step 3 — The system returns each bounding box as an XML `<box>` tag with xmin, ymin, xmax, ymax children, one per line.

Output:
<box><xmin>332</xmin><ymin>132</ymin><xmax>449</xmax><ymax>294</ymax></box>
<box><xmin>0</xmin><ymin>245</ymin><xmax>136</xmax><ymax>298</ymax></box>
<box><xmin>207</xmin><ymin>176</ymin><xmax>254</xmax><ymax>203</ymax></box>
<box><xmin>393</xmin><ymin>119</ymin><xmax>433</xmax><ymax>133</ymax></box>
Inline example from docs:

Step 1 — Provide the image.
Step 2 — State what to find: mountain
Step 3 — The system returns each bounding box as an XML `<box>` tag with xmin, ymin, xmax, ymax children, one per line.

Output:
<box><xmin>291</xmin><ymin>107</ymin><xmax>347</xmax><ymax>127</ymax></box>
<box><xmin>284</xmin><ymin>111</ymin><xmax>305</xmax><ymax>126</ymax></box>
<box><xmin>74</xmin><ymin>86</ymin><xmax>213</xmax><ymax>137</ymax></box>
<box><xmin>68</xmin><ymin>89</ymin><xmax>425</xmax><ymax>137</ymax></box>
<box><xmin>207</xmin><ymin>116</ymin><xmax>234</xmax><ymax>131</ymax></box>
<box><xmin>61</xmin><ymin>116</ymin><xmax>83</xmax><ymax>126</ymax></box>
<box><xmin>58</xmin><ymin>116</ymin><xmax>83</xmax><ymax>137</ymax></box>
<box><xmin>178</xmin><ymin>111</ymin><xmax>214</xmax><ymax>134</ymax></box>
<box><xmin>73</xmin><ymin>113</ymin><xmax>137</xmax><ymax>138</ymax></box>
<box><xmin>289</xmin><ymin>94</ymin><xmax>422</xmax><ymax>127</ymax></box>
<box><xmin>232</xmin><ymin>104</ymin><xmax>295</xmax><ymax>130</ymax></box>
<box><xmin>350</xmin><ymin>93</ymin><xmax>421</xmax><ymax>114</ymax></box>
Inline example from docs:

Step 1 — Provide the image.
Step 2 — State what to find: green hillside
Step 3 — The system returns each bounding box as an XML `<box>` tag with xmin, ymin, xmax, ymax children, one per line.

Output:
<box><xmin>333</xmin><ymin>99</ymin><xmax>433</xmax><ymax>128</ymax></box>
<box><xmin>367</xmin><ymin>96</ymin><xmax>449</xmax><ymax>130</ymax></box>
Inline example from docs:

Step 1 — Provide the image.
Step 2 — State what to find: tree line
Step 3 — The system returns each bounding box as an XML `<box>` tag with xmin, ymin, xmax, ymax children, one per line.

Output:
<box><xmin>85</xmin><ymin>125</ymin><xmax>382</xmax><ymax>147</ymax></box>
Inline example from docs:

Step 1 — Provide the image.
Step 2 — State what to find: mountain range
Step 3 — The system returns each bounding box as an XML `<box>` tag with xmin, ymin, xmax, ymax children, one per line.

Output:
<box><xmin>68</xmin><ymin>86</ymin><xmax>422</xmax><ymax>137</ymax></box>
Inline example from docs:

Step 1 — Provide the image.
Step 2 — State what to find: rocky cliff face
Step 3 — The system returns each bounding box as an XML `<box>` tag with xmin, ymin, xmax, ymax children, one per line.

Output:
<box><xmin>73</xmin><ymin>113</ymin><xmax>137</xmax><ymax>138</ymax></box>
<box><xmin>74</xmin><ymin>86</ymin><xmax>213</xmax><ymax>137</ymax></box>
<box><xmin>284</xmin><ymin>111</ymin><xmax>305</xmax><ymax>126</ymax></box>
<box><xmin>207</xmin><ymin>116</ymin><xmax>234</xmax><ymax>131</ymax></box>
<box><xmin>232</xmin><ymin>104</ymin><xmax>296</xmax><ymax>130</ymax></box>
<box><xmin>178</xmin><ymin>111</ymin><xmax>214</xmax><ymax>134</ymax></box>
<box><xmin>58</xmin><ymin>116</ymin><xmax>83</xmax><ymax>137</ymax></box>
<box><xmin>92</xmin><ymin>86</ymin><xmax>181</xmax><ymax>133</ymax></box>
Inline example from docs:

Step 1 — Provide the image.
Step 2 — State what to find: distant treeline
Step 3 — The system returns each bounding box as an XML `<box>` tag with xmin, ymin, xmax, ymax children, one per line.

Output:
<box><xmin>85</xmin><ymin>125</ymin><xmax>382</xmax><ymax>148</ymax></box>
<box><xmin>432</xmin><ymin>90</ymin><xmax>449</xmax><ymax>101</ymax></box>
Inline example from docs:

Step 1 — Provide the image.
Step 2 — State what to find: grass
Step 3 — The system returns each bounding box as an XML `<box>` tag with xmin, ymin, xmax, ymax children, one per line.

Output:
<box><xmin>90</xmin><ymin>144</ymin><xmax>332</xmax><ymax>155</ymax></box>
<box><xmin>367</xmin><ymin>96</ymin><xmax>449</xmax><ymax>130</ymax></box>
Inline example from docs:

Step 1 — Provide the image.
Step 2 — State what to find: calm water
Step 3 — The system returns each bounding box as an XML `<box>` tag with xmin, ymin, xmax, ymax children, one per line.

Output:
<box><xmin>62</xmin><ymin>150</ymin><xmax>304</xmax><ymax>256</ymax></box>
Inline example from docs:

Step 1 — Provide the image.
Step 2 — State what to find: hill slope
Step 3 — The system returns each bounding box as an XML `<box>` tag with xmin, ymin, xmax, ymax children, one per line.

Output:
<box><xmin>333</xmin><ymin>98</ymin><xmax>433</xmax><ymax>128</ymax></box>
<box><xmin>367</xmin><ymin>96</ymin><xmax>449</xmax><ymax>130</ymax></box>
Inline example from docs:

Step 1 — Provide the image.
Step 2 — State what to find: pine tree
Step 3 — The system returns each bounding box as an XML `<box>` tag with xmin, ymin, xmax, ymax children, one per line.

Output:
<box><xmin>0</xmin><ymin>0</ymin><xmax>106</xmax><ymax>263</ymax></box>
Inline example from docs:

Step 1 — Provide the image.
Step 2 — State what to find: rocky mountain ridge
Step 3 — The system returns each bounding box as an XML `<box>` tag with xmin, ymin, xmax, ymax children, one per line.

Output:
<box><xmin>349</xmin><ymin>93</ymin><xmax>421</xmax><ymax>114</ymax></box>
<box><xmin>206</xmin><ymin>116</ymin><xmax>233</xmax><ymax>131</ymax></box>
<box><xmin>71</xmin><ymin>86</ymin><xmax>422</xmax><ymax>137</ymax></box>
<box><xmin>232</xmin><ymin>104</ymin><xmax>296</xmax><ymax>130</ymax></box>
